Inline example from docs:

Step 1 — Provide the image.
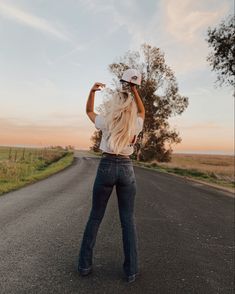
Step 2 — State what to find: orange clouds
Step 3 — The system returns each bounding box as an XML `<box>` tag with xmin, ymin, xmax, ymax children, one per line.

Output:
<box><xmin>1</xmin><ymin>118</ymin><xmax>233</xmax><ymax>153</ymax></box>
<box><xmin>0</xmin><ymin>118</ymin><xmax>91</xmax><ymax>149</ymax></box>
<box><xmin>171</xmin><ymin>121</ymin><xmax>234</xmax><ymax>154</ymax></box>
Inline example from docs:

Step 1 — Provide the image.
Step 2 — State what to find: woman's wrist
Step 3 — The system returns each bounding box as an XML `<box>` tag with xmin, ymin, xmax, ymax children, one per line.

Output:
<box><xmin>130</xmin><ymin>84</ymin><xmax>137</xmax><ymax>92</ymax></box>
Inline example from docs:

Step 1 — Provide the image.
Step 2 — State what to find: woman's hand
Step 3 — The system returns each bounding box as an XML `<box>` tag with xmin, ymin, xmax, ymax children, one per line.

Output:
<box><xmin>90</xmin><ymin>82</ymin><xmax>106</xmax><ymax>92</ymax></box>
<box><xmin>130</xmin><ymin>83</ymin><xmax>137</xmax><ymax>91</ymax></box>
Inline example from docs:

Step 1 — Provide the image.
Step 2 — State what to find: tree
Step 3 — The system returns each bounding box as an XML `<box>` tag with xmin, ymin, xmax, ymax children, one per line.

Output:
<box><xmin>91</xmin><ymin>43</ymin><xmax>189</xmax><ymax>162</ymax></box>
<box><xmin>90</xmin><ymin>130</ymin><xmax>102</xmax><ymax>153</ymax></box>
<box><xmin>206</xmin><ymin>14</ymin><xmax>235</xmax><ymax>88</ymax></box>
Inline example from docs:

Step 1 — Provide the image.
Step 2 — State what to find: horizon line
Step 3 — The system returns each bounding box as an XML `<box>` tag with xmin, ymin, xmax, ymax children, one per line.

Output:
<box><xmin>0</xmin><ymin>144</ymin><xmax>234</xmax><ymax>156</ymax></box>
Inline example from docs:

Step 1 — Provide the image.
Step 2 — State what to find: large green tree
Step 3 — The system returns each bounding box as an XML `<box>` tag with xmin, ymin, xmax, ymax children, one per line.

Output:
<box><xmin>206</xmin><ymin>14</ymin><xmax>235</xmax><ymax>88</ymax></box>
<box><xmin>90</xmin><ymin>43</ymin><xmax>189</xmax><ymax>162</ymax></box>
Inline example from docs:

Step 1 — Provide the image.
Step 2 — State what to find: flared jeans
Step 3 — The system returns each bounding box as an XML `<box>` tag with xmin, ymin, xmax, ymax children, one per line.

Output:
<box><xmin>77</xmin><ymin>154</ymin><xmax>139</xmax><ymax>276</ymax></box>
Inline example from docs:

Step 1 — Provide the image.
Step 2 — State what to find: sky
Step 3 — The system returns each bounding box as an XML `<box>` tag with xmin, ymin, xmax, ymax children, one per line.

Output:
<box><xmin>0</xmin><ymin>0</ymin><xmax>234</xmax><ymax>154</ymax></box>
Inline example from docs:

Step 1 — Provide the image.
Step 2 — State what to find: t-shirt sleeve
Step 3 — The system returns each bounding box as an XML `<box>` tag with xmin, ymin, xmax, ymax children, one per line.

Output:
<box><xmin>95</xmin><ymin>114</ymin><xmax>106</xmax><ymax>130</ymax></box>
<box><xmin>136</xmin><ymin>116</ymin><xmax>144</xmax><ymax>134</ymax></box>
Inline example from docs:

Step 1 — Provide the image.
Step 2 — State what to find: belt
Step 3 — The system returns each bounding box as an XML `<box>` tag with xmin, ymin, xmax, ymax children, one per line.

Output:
<box><xmin>102</xmin><ymin>152</ymin><xmax>130</xmax><ymax>158</ymax></box>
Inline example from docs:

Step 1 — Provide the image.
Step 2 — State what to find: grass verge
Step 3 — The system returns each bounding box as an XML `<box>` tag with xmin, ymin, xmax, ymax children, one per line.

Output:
<box><xmin>0</xmin><ymin>152</ymin><xmax>74</xmax><ymax>196</ymax></box>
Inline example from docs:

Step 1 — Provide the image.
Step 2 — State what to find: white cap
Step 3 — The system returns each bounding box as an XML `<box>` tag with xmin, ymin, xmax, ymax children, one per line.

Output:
<box><xmin>120</xmin><ymin>68</ymin><xmax>142</xmax><ymax>86</ymax></box>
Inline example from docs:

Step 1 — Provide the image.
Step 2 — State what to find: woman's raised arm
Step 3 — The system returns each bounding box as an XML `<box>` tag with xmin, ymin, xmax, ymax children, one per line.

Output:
<box><xmin>86</xmin><ymin>82</ymin><xmax>105</xmax><ymax>123</ymax></box>
<box><xmin>130</xmin><ymin>84</ymin><xmax>145</xmax><ymax>120</ymax></box>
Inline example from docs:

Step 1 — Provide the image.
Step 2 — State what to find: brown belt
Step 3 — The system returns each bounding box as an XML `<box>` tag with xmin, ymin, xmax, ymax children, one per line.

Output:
<box><xmin>102</xmin><ymin>152</ymin><xmax>130</xmax><ymax>158</ymax></box>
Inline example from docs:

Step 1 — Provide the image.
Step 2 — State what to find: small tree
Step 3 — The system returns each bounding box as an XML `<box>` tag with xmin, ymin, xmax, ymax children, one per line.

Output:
<box><xmin>90</xmin><ymin>130</ymin><xmax>102</xmax><ymax>153</ymax></box>
<box><xmin>206</xmin><ymin>14</ymin><xmax>235</xmax><ymax>88</ymax></box>
<box><xmin>91</xmin><ymin>43</ymin><xmax>189</xmax><ymax>162</ymax></box>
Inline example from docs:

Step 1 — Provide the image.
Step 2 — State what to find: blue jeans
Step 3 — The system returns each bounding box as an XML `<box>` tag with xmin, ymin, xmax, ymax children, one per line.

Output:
<box><xmin>78</xmin><ymin>154</ymin><xmax>139</xmax><ymax>276</ymax></box>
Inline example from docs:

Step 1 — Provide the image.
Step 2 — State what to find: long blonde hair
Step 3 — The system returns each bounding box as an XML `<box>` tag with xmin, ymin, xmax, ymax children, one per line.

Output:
<box><xmin>100</xmin><ymin>90</ymin><xmax>138</xmax><ymax>154</ymax></box>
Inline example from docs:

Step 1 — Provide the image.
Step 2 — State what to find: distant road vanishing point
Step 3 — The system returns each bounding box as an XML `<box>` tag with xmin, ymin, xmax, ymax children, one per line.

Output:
<box><xmin>0</xmin><ymin>152</ymin><xmax>234</xmax><ymax>294</ymax></box>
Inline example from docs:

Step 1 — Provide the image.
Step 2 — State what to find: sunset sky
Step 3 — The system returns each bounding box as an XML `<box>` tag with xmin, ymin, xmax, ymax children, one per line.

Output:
<box><xmin>0</xmin><ymin>0</ymin><xmax>234</xmax><ymax>154</ymax></box>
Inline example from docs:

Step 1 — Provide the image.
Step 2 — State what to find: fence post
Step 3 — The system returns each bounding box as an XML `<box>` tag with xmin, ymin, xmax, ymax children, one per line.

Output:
<box><xmin>14</xmin><ymin>150</ymin><xmax>17</xmax><ymax>162</ymax></box>
<box><xmin>8</xmin><ymin>147</ymin><xmax>12</xmax><ymax>161</ymax></box>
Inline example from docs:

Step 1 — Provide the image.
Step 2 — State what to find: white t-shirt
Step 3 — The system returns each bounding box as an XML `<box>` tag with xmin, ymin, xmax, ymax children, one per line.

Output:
<box><xmin>95</xmin><ymin>114</ymin><xmax>144</xmax><ymax>155</ymax></box>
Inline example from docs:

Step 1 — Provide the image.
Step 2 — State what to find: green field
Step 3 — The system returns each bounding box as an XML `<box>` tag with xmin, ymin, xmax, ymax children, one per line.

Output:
<box><xmin>0</xmin><ymin>146</ymin><xmax>74</xmax><ymax>195</ymax></box>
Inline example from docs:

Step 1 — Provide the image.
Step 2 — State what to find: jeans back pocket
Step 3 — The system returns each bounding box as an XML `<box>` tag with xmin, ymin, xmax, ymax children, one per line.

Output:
<box><xmin>97</xmin><ymin>162</ymin><xmax>112</xmax><ymax>174</ymax></box>
<box><xmin>122</xmin><ymin>165</ymin><xmax>134</xmax><ymax>177</ymax></box>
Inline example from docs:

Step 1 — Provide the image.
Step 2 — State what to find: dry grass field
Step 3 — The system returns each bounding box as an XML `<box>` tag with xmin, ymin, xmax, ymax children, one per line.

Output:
<box><xmin>158</xmin><ymin>153</ymin><xmax>234</xmax><ymax>178</ymax></box>
<box><xmin>149</xmin><ymin>153</ymin><xmax>234</xmax><ymax>190</ymax></box>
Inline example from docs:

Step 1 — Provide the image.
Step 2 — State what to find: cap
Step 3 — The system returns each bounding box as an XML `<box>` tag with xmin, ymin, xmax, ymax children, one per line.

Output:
<box><xmin>120</xmin><ymin>68</ymin><xmax>142</xmax><ymax>86</ymax></box>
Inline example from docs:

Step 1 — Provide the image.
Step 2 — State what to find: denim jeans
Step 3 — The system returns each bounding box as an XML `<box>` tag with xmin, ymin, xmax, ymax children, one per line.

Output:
<box><xmin>78</xmin><ymin>154</ymin><xmax>139</xmax><ymax>276</ymax></box>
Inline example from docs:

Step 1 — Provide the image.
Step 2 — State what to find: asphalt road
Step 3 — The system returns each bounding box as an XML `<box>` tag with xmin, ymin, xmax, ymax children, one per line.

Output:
<box><xmin>0</xmin><ymin>154</ymin><xmax>234</xmax><ymax>294</ymax></box>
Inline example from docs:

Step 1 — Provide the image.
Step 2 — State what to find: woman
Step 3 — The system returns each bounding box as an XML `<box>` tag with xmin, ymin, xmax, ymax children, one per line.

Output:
<box><xmin>77</xmin><ymin>81</ymin><xmax>145</xmax><ymax>283</ymax></box>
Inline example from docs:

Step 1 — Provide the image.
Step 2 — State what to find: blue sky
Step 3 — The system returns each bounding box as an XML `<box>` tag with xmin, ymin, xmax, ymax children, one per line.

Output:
<box><xmin>0</xmin><ymin>0</ymin><xmax>234</xmax><ymax>154</ymax></box>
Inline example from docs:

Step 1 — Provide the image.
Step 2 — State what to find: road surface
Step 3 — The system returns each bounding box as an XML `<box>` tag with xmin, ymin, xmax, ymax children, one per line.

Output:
<box><xmin>0</xmin><ymin>153</ymin><xmax>234</xmax><ymax>294</ymax></box>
